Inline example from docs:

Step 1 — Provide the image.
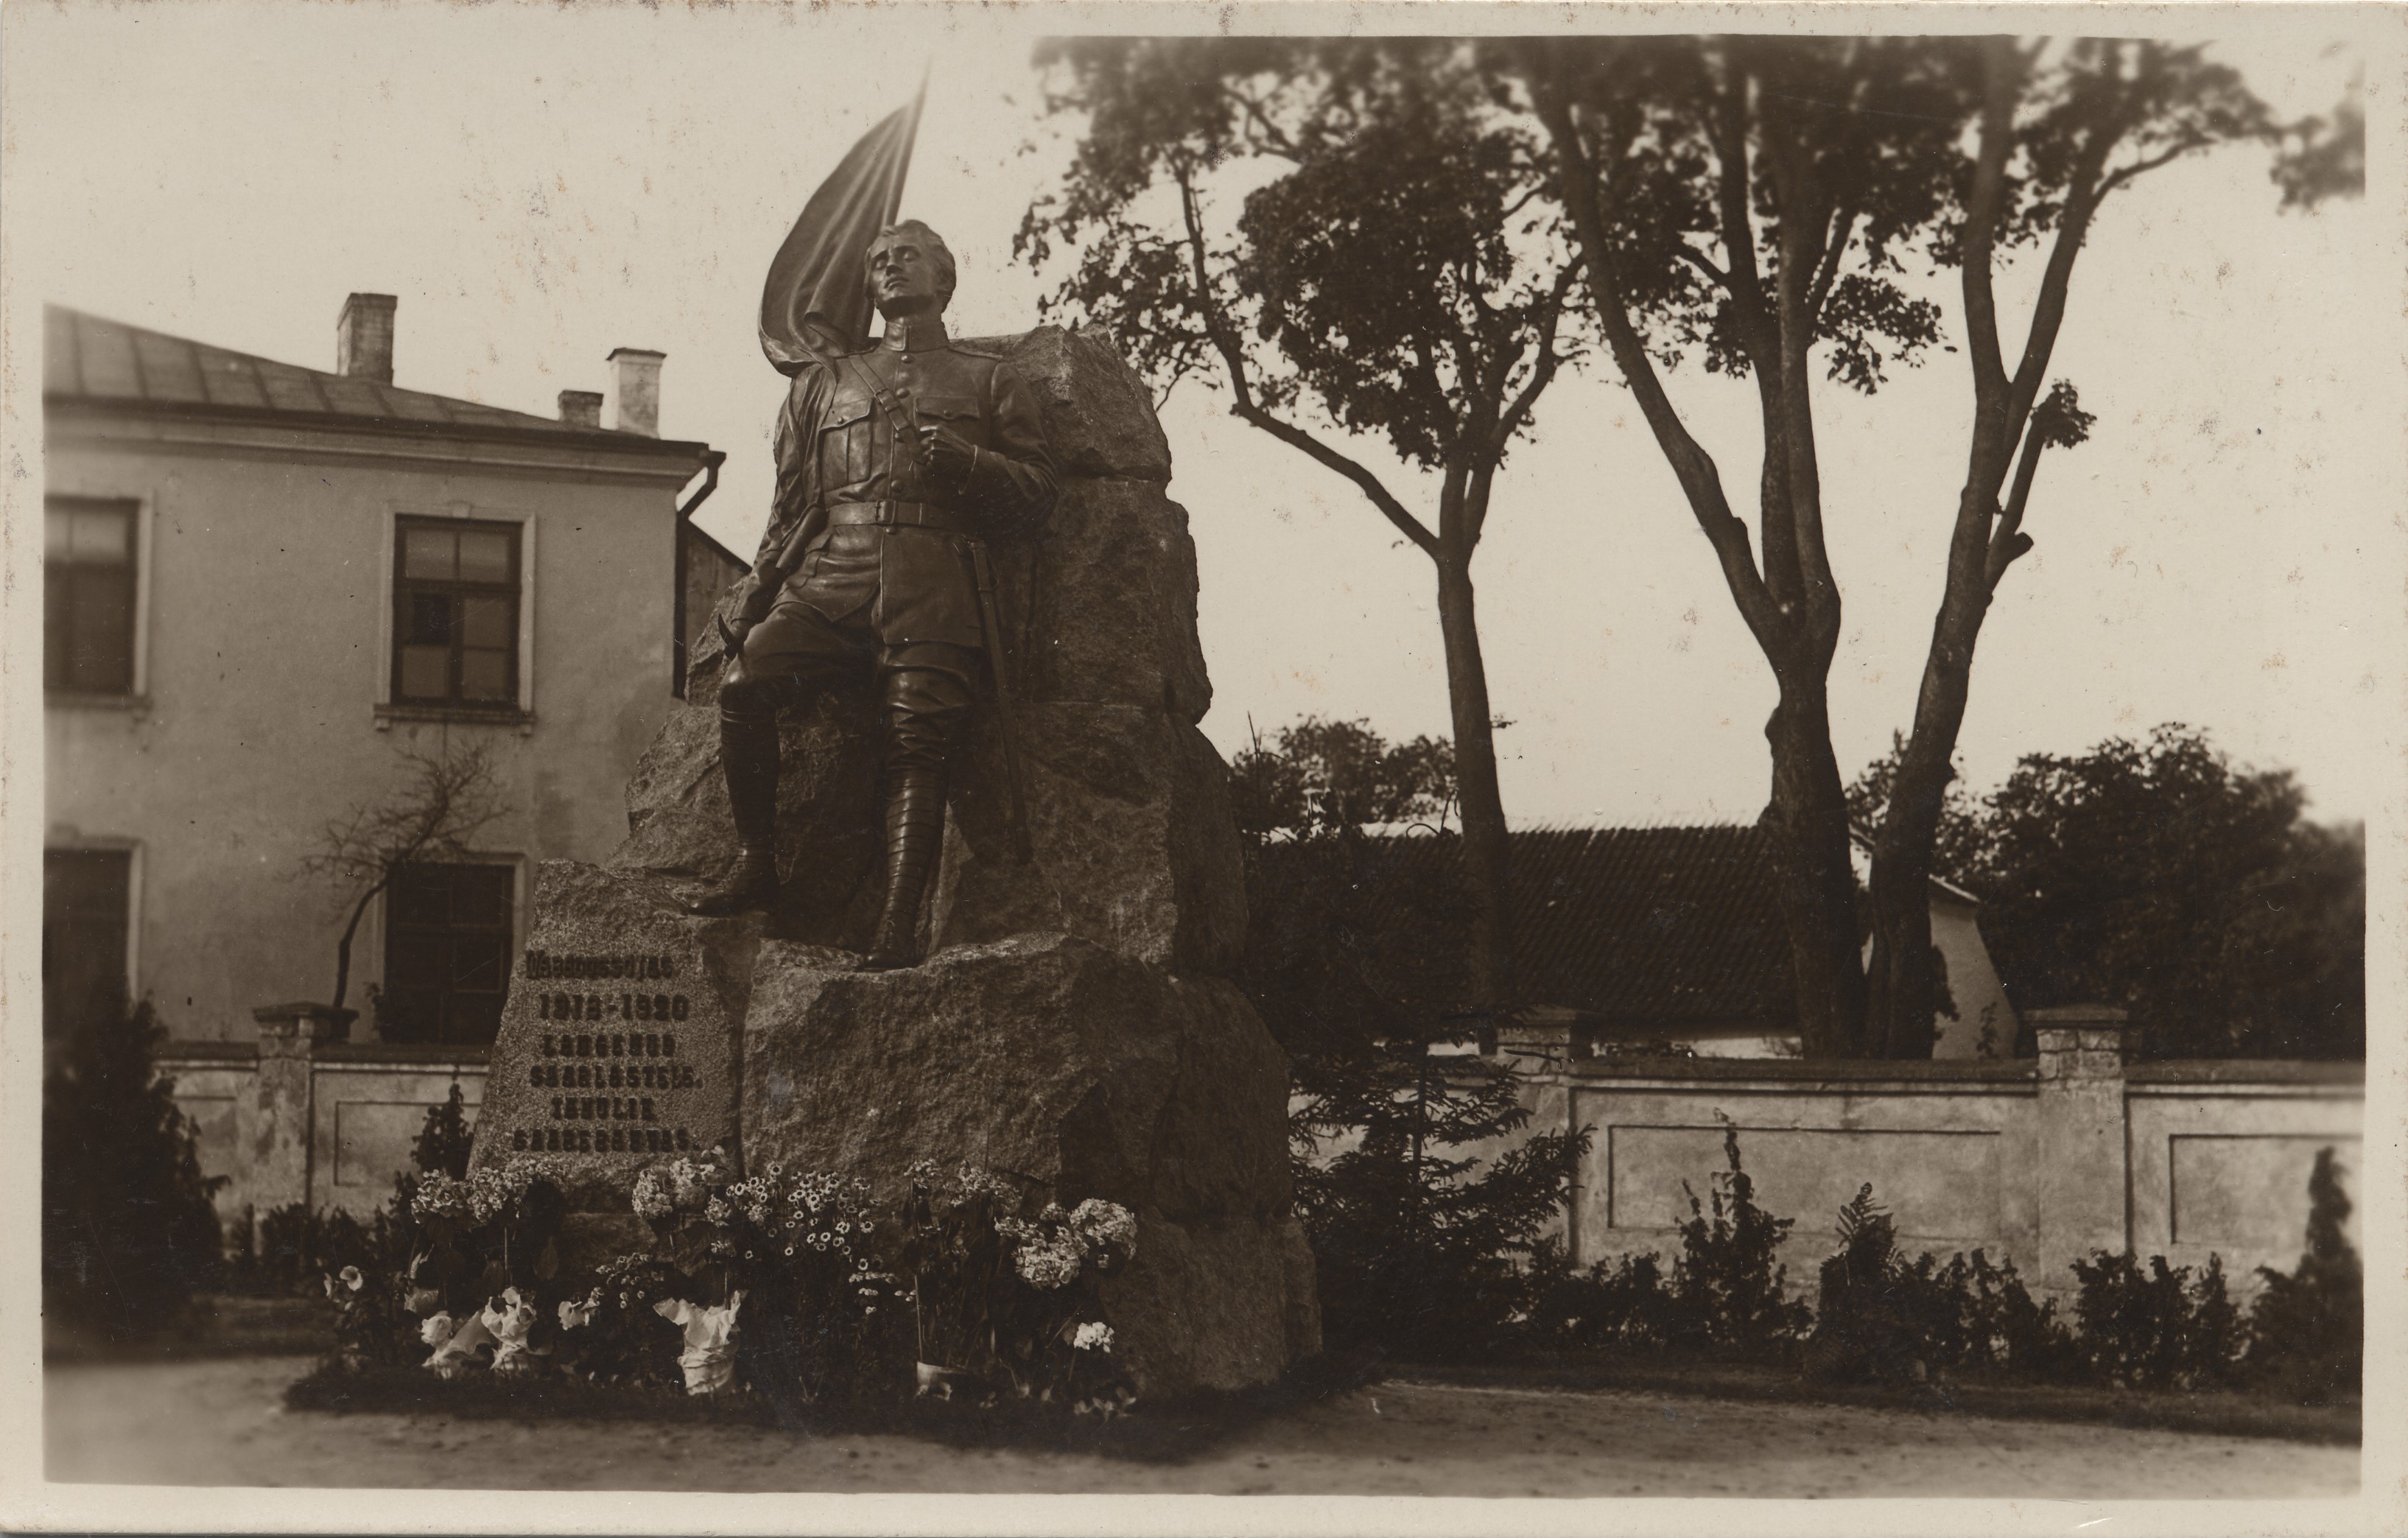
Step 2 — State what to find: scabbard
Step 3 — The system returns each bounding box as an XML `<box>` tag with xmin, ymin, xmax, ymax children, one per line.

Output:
<box><xmin>966</xmin><ymin>538</ymin><xmax>1033</xmax><ymax>865</ymax></box>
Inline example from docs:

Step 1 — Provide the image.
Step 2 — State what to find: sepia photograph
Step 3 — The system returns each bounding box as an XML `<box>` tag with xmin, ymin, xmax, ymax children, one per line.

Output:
<box><xmin>1</xmin><ymin>3</ymin><xmax>2399</xmax><ymax>1532</ymax></box>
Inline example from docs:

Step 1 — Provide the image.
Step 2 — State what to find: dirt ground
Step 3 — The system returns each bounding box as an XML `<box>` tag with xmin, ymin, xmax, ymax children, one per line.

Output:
<box><xmin>43</xmin><ymin>1355</ymin><xmax>2357</xmax><ymax>1499</ymax></box>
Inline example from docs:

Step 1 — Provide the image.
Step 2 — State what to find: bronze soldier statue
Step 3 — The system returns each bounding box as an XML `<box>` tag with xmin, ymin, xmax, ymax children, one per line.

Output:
<box><xmin>687</xmin><ymin>220</ymin><xmax>1056</xmax><ymax>969</ymax></box>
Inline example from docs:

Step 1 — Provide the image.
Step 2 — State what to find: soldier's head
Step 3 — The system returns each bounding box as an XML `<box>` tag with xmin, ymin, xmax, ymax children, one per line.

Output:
<box><xmin>866</xmin><ymin>221</ymin><xmax>956</xmax><ymax>320</ymax></box>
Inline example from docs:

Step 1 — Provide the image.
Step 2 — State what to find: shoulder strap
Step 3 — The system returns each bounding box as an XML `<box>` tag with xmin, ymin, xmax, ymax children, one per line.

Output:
<box><xmin>839</xmin><ymin>351</ymin><xmax>919</xmax><ymax>440</ymax></box>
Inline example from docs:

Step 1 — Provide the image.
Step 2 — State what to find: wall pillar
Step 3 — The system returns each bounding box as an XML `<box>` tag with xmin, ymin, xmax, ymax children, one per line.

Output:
<box><xmin>238</xmin><ymin>1002</ymin><xmax>354</xmax><ymax>1228</ymax></box>
<box><xmin>2031</xmin><ymin>1005</ymin><xmax>2131</xmax><ymax>1302</ymax></box>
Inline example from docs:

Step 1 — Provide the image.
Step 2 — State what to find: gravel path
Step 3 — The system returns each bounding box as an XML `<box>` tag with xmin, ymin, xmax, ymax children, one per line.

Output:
<box><xmin>45</xmin><ymin>1356</ymin><xmax>2357</xmax><ymax>1499</ymax></box>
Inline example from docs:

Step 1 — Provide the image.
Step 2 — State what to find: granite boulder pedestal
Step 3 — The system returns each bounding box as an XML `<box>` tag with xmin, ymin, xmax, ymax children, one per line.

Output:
<box><xmin>470</xmin><ymin>327</ymin><xmax>1319</xmax><ymax>1394</ymax></box>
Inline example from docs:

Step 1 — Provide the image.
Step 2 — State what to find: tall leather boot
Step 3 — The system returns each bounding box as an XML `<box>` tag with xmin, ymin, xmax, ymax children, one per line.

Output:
<box><xmin>859</xmin><ymin>768</ymin><xmax>947</xmax><ymax>971</ymax></box>
<box><xmin>684</xmin><ymin>709</ymin><xmax>783</xmax><ymax>916</ymax></box>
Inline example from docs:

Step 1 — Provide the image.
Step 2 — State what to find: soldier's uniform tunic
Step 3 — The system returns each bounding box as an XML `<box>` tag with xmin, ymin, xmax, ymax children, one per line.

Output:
<box><xmin>724</xmin><ymin>320</ymin><xmax>1056</xmax><ymax>770</ymax></box>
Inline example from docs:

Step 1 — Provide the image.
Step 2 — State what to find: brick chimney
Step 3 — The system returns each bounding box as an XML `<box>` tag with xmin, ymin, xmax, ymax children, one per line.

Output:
<box><xmin>337</xmin><ymin>293</ymin><xmax>396</xmax><ymax>384</ymax></box>
<box><xmin>558</xmin><ymin>390</ymin><xmax>603</xmax><ymax>429</ymax></box>
<box><xmin>607</xmin><ymin>347</ymin><xmax>664</xmax><ymax>437</ymax></box>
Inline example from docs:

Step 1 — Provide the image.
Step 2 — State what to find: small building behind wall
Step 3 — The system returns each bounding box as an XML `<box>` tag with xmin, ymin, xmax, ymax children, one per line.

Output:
<box><xmin>43</xmin><ymin>296</ymin><xmax>719</xmax><ymax>1223</ymax></box>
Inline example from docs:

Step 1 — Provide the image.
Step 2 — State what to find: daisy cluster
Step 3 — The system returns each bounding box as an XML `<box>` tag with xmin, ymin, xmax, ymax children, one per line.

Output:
<box><xmin>759</xmin><ymin>1163</ymin><xmax>880</xmax><ymax>1265</ymax></box>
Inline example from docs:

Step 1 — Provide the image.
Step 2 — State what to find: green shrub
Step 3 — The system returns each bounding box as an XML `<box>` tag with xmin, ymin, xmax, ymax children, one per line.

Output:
<box><xmin>41</xmin><ymin>999</ymin><xmax>228</xmax><ymax>1344</ymax></box>
<box><xmin>1517</xmin><ymin>1240</ymin><xmax>1683</xmax><ymax>1352</ymax></box>
<box><xmin>2244</xmin><ymin>1147</ymin><xmax>2361</xmax><ymax>1403</ymax></box>
<box><xmin>1665</xmin><ymin>1123</ymin><xmax>1811</xmax><ymax>1359</ymax></box>
<box><xmin>1803</xmin><ymin>1185</ymin><xmax>2074</xmax><ymax>1383</ymax></box>
<box><xmin>2068</xmin><ymin>1249</ymin><xmax>2247</xmax><ymax>1390</ymax></box>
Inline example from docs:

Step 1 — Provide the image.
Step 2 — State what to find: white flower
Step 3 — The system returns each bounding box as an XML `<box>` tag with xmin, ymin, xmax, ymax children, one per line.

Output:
<box><xmin>418</xmin><ymin>1311</ymin><xmax>456</xmax><ymax>1347</ymax></box>
<box><xmin>1073</xmin><ymin>1321</ymin><xmax>1115</xmax><ymax>1354</ymax></box>
<box><xmin>558</xmin><ymin>1296</ymin><xmax>596</xmax><ymax>1330</ymax></box>
<box><xmin>1070</xmin><ymin>1198</ymin><xmax>1139</xmax><ymax>1258</ymax></box>
<box><xmin>1014</xmin><ymin>1237</ymin><xmax>1083</xmax><ymax>1291</ymax></box>
<box><xmin>337</xmin><ymin>1265</ymin><xmax>365</xmax><ymax>1293</ymax></box>
<box><xmin>631</xmin><ymin>1170</ymin><xmax>673</xmax><ymax>1221</ymax></box>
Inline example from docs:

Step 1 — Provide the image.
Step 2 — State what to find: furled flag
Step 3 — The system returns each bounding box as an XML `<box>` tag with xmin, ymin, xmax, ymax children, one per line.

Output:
<box><xmin>757</xmin><ymin>88</ymin><xmax>926</xmax><ymax>376</ymax></box>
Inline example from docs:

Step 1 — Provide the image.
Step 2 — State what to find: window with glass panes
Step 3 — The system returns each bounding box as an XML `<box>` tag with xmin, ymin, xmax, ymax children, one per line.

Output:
<box><xmin>44</xmin><ymin>849</ymin><xmax>132</xmax><ymax>1042</ymax></box>
<box><xmin>46</xmin><ymin>498</ymin><xmax>138</xmax><ymax>695</ymax></box>
<box><xmin>382</xmin><ymin>863</ymin><xmax>514</xmax><ymax>1044</ymax></box>
<box><xmin>392</xmin><ymin>517</ymin><xmax>520</xmax><ymax>708</ymax></box>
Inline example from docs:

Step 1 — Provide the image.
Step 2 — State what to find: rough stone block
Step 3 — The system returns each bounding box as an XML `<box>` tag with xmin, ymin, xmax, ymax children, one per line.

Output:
<box><xmin>1020</xmin><ymin>478</ymin><xmax>1211</xmax><ymax>723</ymax></box>
<box><xmin>935</xmin><ymin>700</ymin><xmax>1245</xmax><ymax>975</ymax></box>
<box><xmin>973</xmin><ymin>326</ymin><xmax>1173</xmax><ymax>482</ymax></box>
<box><xmin>741</xmin><ymin>931</ymin><xmax>1311</xmax><ymax>1392</ymax></box>
<box><xmin>469</xmin><ymin>861</ymin><xmax>761</xmax><ymax>1210</ymax></box>
<box><xmin>611</xmin><ymin>687</ymin><xmax>884</xmax><ymax>949</ymax></box>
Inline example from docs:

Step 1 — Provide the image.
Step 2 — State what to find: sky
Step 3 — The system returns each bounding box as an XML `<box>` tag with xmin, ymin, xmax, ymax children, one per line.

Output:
<box><xmin>4</xmin><ymin>2</ymin><xmax>2393</xmax><ymax>831</ymax></box>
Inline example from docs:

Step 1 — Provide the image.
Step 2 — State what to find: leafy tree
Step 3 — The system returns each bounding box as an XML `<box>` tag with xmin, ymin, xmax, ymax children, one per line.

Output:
<box><xmin>1856</xmin><ymin>725</ymin><xmax>2365</xmax><ymax>1059</ymax></box>
<box><xmin>1522</xmin><ymin>38</ymin><xmax>2349</xmax><ymax>1055</ymax></box>
<box><xmin>1021</xmin><ymin>38</ymin><xmax>1586</xmax><ymax>1026</ymax></box>
<box><xmin>1521</xmin><ymin>38</ymin><xmax>1975</xmax><ymax>1057</ymax></box>
<box><xmin>43</xmin><ymin>999</ymin><xmax>228</xmax><ymax>1343</ymax></box>
<box><xmin>301</xmin><ymin>744</ymin><xmax>505</xmax><ymax>1016</ymax></box>
<box><xmin>1231</xmin><ymin>716</ymin><xmax>1583</xmax><ymax>1358</ymax></box>
<box><xmin>1232</xmin><ymin>715</ymin><xmax>1455</xmax><ymax>842</ymax></box>
<box><xmin>1231</xmin><ymin>717</ymin><xmax>1468</xmax><ymax>1075</ymax></box>
<box><xmin>1860</xmin><ymin>39</ymin><xmax>2295</xmax><ymax>1057</ymax></box>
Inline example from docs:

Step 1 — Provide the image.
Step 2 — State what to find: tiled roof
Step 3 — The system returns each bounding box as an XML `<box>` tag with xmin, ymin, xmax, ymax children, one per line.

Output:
<box><xmin>1327</xmin><ymin>824</ymin><xmax>1798</xmax><ymax>1027</ymax></box>
<box><xmin>43</xmin><ymin>304</ymin><xmax>686</xmax><ymax>448</ymax></box>
<box><xmin>1509</xmin><ymin>824</ymin><xmax>1796</xmax><ymax>1026</ymax></box>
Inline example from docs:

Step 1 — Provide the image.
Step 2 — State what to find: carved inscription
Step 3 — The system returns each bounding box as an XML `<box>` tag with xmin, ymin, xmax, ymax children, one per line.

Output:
<box><xmin>492</xmin><ymin>948</ymin><xmax>727</xmax><ymax>1161</ymax></box>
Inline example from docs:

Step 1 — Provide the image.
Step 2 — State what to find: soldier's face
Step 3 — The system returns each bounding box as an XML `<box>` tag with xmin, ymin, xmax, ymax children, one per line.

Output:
<box><xmin>869</xmin><ymin>236</ymin><xmax>944</xmax><ymax>316</ymax></box>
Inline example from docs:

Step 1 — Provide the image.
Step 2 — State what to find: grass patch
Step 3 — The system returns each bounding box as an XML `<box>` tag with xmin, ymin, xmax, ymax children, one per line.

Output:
<box><xmin>1397</xmin><ymin>1355</ymin><xmax>2359</xmax><ymax>1447</ymax></box>
<box><xmin>46</xmin><ymin>1293</ymin><xmax>338</xmax><ymax>1365</ymax></box>
<box><xmin>281</xmin><ymin>1351</ymin><xmax>1375</xmax><ymax>1464</ymax></box>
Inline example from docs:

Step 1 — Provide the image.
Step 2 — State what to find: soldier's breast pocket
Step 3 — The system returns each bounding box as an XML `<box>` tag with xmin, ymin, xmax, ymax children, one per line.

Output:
<box><xmin>818</xmin><ymin>395</ymin><xmax>877</xmax><ymax>489</ymax></box>
<box><xmin>913</xmin><ymin>394</ymin><xmax>984</xmax><ymax>446</ymax></box>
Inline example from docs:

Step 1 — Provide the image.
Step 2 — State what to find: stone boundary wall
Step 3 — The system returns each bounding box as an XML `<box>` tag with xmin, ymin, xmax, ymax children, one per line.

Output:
<box><xmin>162</xmin><ymin>1006</ymin><xmax>2364</xmax><ymax>1296</ymax></box>
<box><xmin>156</xmin><ymin>1027</ymin><xmax>488</xmax><ymax>1233</ymax></box>
<box><xmin>1503</xmin><ymin>1009</ymin><xmax>2362</xmax><ymax>1302</ymax></box>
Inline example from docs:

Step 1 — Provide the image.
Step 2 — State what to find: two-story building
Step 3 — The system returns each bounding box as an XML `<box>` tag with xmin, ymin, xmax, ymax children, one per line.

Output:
<box><xmin>43</xmin><ymin>295</ymin><xmax>723</xmax><ymax>1223</ymax></box>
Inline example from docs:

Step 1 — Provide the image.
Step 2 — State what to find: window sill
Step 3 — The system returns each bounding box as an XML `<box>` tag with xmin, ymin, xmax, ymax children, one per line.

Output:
<box><xmin>47</xmin><ymin>690</ymin><xmax>150</xmax><ymax>714</ymax></box>
<box><xmin>375</xmin><ymin>701</ymin><xmax>536</xmax><ymax>734</ymax></box>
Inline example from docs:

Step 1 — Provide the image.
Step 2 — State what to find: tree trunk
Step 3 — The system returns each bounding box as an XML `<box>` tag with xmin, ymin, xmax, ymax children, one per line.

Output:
<box><xmin>1867</xmin><ymin>471</ymin><xmax>2002</xmax><ymax>1058</ymax></box>
<box><xmin>1433</xmin><ymin>546</ymin><xmax>1514</xmax><ymax>1033</ymax></box>
<box><xmin>1763</xmin><ymin>679</ymin><xmax>1868</xmax><ymax>1057</ymax></box>
<box><xmin>330</xmin><ymin>880</ymin><xmax>382</xmax><ymax>1014</ymax></box>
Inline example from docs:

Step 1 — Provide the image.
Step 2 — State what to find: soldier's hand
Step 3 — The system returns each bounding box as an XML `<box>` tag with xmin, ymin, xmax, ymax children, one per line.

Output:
<box><xmin>715</xmin><ymin>612</ymin><xmax>754</xmax><ymax>663</ymax></box>
<box><xmin>918</xmin><ymin>424</ymin><xmax>977</xmax><ymax>483</ymax></box>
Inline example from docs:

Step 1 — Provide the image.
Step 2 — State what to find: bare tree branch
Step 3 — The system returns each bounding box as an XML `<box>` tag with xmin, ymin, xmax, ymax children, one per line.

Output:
<box><xmin>1174</xmin><ymin>164</ymin><xmax>1439</xmax><ymax>556</ymax></box>
<box><xmin>1534</xmin><ymin>69</ymin><xmax>1789</xmax><ymax>656</ymax></box>
<box><xmin>302</xmin><ymin>744</ymin><xmax>507</xmax><ymax>1015</ymax></box>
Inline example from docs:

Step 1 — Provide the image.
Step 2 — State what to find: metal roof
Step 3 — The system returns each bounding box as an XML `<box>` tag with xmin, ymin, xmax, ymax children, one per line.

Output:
<box><xmin>43</xmin><ymin>303</ymin><xmax>704</xmax><ymax>454</ymax></box>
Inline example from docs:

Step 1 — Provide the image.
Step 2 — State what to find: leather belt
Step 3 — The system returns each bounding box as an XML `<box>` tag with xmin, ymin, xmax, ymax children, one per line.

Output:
<box><xmin>825</xmin><ymin>500</ymin><xmax>975</xmax><ymax>533</ymax></box>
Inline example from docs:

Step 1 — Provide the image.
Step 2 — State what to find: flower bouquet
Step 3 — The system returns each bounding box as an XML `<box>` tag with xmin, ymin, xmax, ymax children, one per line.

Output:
<box><xmin>407</xmin><ymin>1154</ymin><xmax>570</xmax><ymax>1318</ymax></box>
<box><xmin>895</xmin><ymin>1163</ymin><xmax>1140</xmax><ymax>1406</ymax></box>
